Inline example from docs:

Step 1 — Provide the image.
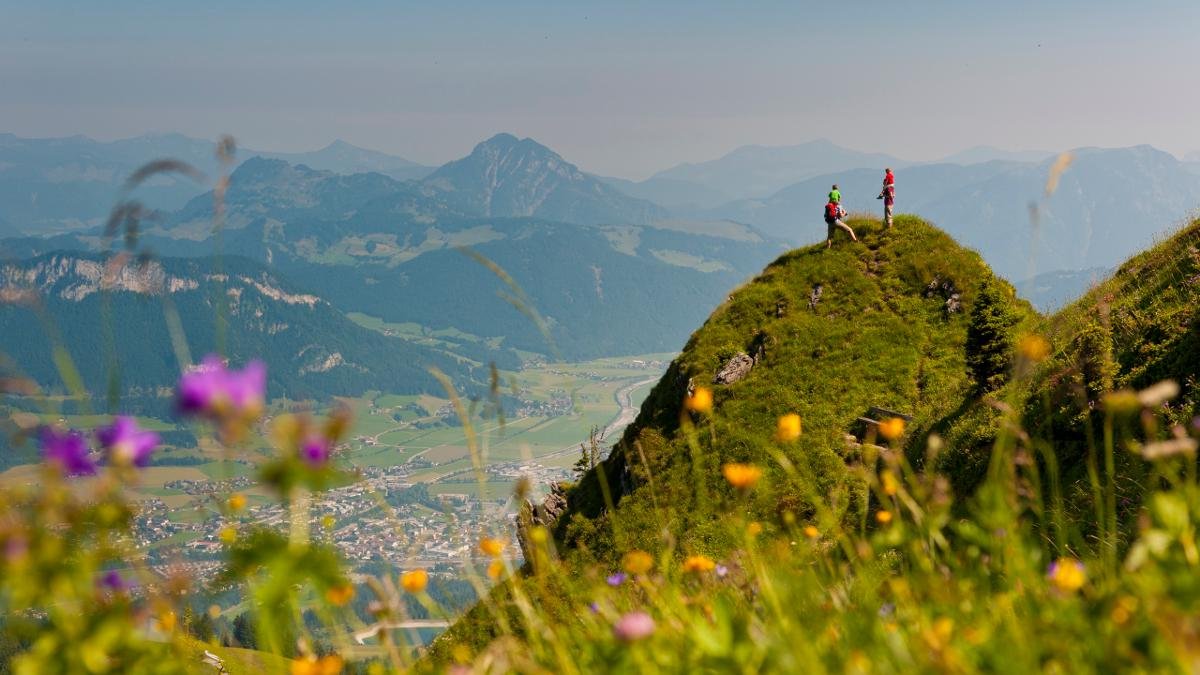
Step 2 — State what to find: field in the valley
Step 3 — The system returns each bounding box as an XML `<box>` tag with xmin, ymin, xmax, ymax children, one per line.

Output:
<box><xmin>0</xmin><ymin>353</ymin><xmax>669</xmax><ymax>550</ymax></box>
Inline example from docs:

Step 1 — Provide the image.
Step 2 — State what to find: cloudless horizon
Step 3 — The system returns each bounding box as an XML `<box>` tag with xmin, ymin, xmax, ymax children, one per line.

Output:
<box><xmin>3</xmin><ymin>1</ymin><xmax>1199</xmax><ymax>179</ymax></box>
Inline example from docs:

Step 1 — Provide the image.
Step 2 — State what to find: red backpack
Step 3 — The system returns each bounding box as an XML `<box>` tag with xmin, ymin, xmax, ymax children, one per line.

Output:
<box><xmin>824</xmin><ymin>202</ymin><xmax>839</xmax><ymax>220</ymax></box>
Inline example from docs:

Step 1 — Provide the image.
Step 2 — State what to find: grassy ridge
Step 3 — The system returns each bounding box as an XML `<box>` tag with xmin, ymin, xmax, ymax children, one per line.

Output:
<box><xmin>561</xmin><ymin>215</ymin><xmax>1032</xmax><ymax>559</ymax></box>
<box><xmin>424</xmin><ymin>216</ymin><xmax>1200</xmax><ymax>673</ymax></box>
<box><xmin>432</xmin><ymin>215</ymin><xmax>1038</xmax><ymax>654</ymax></box>
<box><xmin>936</xmin><ymin>217</ymin><xmax>1200</xmax><ymax>522</ymax></box>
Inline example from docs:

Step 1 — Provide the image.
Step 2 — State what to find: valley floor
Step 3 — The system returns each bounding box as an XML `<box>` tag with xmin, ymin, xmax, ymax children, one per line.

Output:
<box><xmin>0</xmin><ymin>352</ymin><xmax>670</xmax><ymax>633</ymax></box>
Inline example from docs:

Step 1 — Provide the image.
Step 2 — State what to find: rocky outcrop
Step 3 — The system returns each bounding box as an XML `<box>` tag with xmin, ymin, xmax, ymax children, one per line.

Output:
<box><xmin>925</xmin><ymin>276</ymin><xmax>962</xmax><ymax>314</ymax></box>
<box><xmin>517</xmin><ymin>482</ymin><xmax>569</xmax><ymax>562</ymax></box>
<box><xmin>808</xmin><ymin>283</ymin><xmax>824</xmax><ymax>309</ymax></box>
<box><xmin>713</xmin><ymin>353</ymin><xmax>755</xmax><ymax>385</ymax></box>
<box><xmin>712</xmin><ymin>331</ymin><xmax>770</xmax><ymax>385</ymax></box>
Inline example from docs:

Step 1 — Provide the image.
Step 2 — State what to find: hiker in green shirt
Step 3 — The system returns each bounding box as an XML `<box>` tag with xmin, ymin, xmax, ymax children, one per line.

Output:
<box><xmin>828</xmin><ymin>184</ymin><xmax>841</xmax><ymax>204</ymax></box>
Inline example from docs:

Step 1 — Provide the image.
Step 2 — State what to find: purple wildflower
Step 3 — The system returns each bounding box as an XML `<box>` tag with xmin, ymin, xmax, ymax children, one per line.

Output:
<box><xmin>613</xmin><ymin>611</ymin><xmax>655</xmax><ymax>642</ymax></box>
<box><xmin>177</xmin><ymin>355</ymin><xmax>266</xmax><ymax>418</ymax></box>
<box><xmin>97</xmin><ymin>570</ymin><xmax>131</xmax><ymax>593</ymax></box>
<box><xmin>300</xmin><ymin>435</ymin><xmax>332</xmax><ymax>468</ymax></box>
<box><xmin>96</xmin><ymin>416</ymin><xmax>159</xmax><ymax>467</ymax></box>
<box><xmin>41</xmin><ymin>427</ymin><xmax>96</xmax><ymax>476</ymax></box>
<box><xmin>4</xmin><ymin>534</ymin><xmax>28</xmax><ymax>563</ymax></box>
<box><xmin>606</xmin><ymin>572</ymin><xmax>627</xmax><ymax>587</ymax></box>
<box><xmin>715</xmin><ymin>564</ymin><xmax>729</xmax><ymax>578</ymax></box>
<box><xmin>226</xmin><ymin>359</ymin><xmax>267</xmax><ymax>411</ymax></box>
<box><xmin>588</xmin><ymin>601</ymin><xmax>600</xmax><ymax>614</ymax></box>
<box><xmin>177</xmin><ymin>355</ymin><xmax>228</xmax><ymax>414</ymax></box>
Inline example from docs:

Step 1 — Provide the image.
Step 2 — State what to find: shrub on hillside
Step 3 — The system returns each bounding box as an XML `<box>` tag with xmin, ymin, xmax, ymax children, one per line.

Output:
<box><xmin>965</xmin><ymin>279</ymin><xmax>1019</xmax><ymax>390</ymax></box>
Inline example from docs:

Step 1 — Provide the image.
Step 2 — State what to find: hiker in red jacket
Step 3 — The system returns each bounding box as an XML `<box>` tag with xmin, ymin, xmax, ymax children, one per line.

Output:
<box><xmin>877</xmin><ymin>168</ymin><xmax>895</xmax><ymax>228</ymax></box>
<box><xmin>824</xmin><ymin>200</ymin><xmax>857</xmax><ymax>248</ymax></box>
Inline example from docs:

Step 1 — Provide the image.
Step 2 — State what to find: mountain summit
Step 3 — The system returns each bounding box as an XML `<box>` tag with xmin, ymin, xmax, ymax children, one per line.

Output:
<box><xmin>421</xmin><ymin>133</ymin><xmax>669</xmax><ymax>226</ymax></box>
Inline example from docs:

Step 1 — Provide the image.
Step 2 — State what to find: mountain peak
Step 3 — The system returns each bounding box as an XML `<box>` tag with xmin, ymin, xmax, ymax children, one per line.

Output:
<box><xmin>424</xmin><ymin>135</ymin><xmax>666</xmax><ymax>225</ymax></box>
<box><xmin>231</xmin><ymin>156</ymin><xmax>296</xmax><ymax>180</ymax></box>
<box><xmin>472</xmin><ymin>133</ymin><xmax>561</xmax><ymax>160</ymax></box>
<box><xmin>545</xmin><ymin>213</ymin><xmax>1029</xmax><ymax>561</ymax></box>
<box><xmin>321</xmin><ymin>139</ymin><xmax>358</xmax><ymax>152</ymax></box>
<box><xmin>480</xmin><ymin>132</ymin><xmax>520</xmax><ymax>146</ymax></box>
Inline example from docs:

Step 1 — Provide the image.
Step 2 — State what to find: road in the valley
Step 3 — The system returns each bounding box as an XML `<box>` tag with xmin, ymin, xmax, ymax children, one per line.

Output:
<box><xmin>419</xmin><ymin>375</ymin><xmax>660</xmax><ymax>483</ymax></box>
<box><xmin>599</xmin><ymin>376</ymin><xmax>659</xmax><ymax>442</ymax></box>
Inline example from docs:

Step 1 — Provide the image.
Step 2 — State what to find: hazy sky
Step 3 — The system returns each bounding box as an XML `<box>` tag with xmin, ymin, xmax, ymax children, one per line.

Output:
<box><xmin>3</xmin><ymin>1</ymin><xmax>1199</xmax><ymax>178</ymax></box>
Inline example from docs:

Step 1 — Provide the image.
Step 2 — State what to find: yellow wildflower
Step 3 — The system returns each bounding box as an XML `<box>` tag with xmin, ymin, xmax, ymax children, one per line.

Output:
<box><xmin>1018</xmin><ymin>334</ymin><xmax>1051</xmax><ymax>362</ymax></box>
<box><xmin>291</xmin><ymin>654</ymin><xmax>343</xmax><ymax>675</ymax></box>
<box><xmin>722</xmin><ymin>463</ymin><xmax>762</xmax><ymax>489</ymax></box>
<box><xmin>880</xmin><ymin>469</ymin><xmax>898</xmax><ymax>496</ymax></box>
<box><xmin>685</xmin><ymin>387</ymin><xmax>713</xmax><ymax>414</ymax></box>
<box><xmin>933</xmin><ymin>617</ymin><xmax>954</xmax><ymax>642</ymax></box>
<box><xmin>747</xmin><ymin>521</ymin><xmax>764</xmax><ymax>537</ymax></box>
<box><xmin>479</xmin><ymin>537</ymin><xmax>505</xmax><ymax>558</ymax></box>
<box><xmin>325</xmin><ymin>584</ymin><xmax>355</xmax><ymax>606</ymax></box>
<box><xmin>1048</xmin><ymin>558</ymin><xmax>1086</xmax><ymax>592</ymax></box>
<box><xmin>486</xmin><ymin>559</ymin><xmax>505</xmax><ymax>580</ymax></box>
<box><xmin>682</xmin><ymin>555</ymin><xmax>716</xmax><ymax>573</ymax></box>
<box><xmin>218</xmin><ymin>526</ymin><xmax>237</xmax><ymax>545</ymax></box>
<box><xmin>623</xmin><ymin>550</ymin><xmax>654</xmax><ymax>575</ymax></box>
<box><xmin>776</xmin><ymin>413</ymin><xmax>802</xmax><ymax>441</ymax></box>
<box><xmin>803</xmin><ymin>525</ymin><xmax>820</xmax><ymax>539</ymax></box>
<box><xmin>875</xmin><ymin>510</ymin><xmax>894</xmax><ymax>525</ymax></box>
<box><xmin>878</xmin><ymin>417</ymin><xmax>906</xmax><ymax>441</ymax></box>
<box><xmin>227</xmin><ymin>493</ymin><xmax>247</xmax><ymax>512</ymax></box>
<box><xmin>400</xmin><ymin>569</ymin><xmax>429</xmax><ymax>593</ymax></box>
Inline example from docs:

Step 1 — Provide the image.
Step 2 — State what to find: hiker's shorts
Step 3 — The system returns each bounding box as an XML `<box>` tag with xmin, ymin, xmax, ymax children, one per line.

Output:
<box><xmin>827</xmin><ymin>218</ymin><xmax>853</xmax><ymax>239</ymax></box>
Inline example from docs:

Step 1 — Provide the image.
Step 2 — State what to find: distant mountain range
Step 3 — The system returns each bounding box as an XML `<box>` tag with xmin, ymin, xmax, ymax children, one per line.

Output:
<box><xmin>0</xmin><ymin>132</ymin><xmax>431</xmax><ymax>235</ymax></box>
<box><xmin>0</xmin><ymin>253</ymin><xmax>493</xmax><ymax>405</ymax></box>
<box><xmin>1016</xmin><ymin>266</ymin><xmax>1111</xmax><ymax>312</ymax></box>
<box><xmin>646</xmin><ymin>139</ymin><xmax>911</xmax><ymax>202</ymax></box>
<box><xmin>4</xmin><ymin>129</ymin><xmax>1200</xmax><ymax>396</ymax></box>
<box><xmin>2</xmin><ymin>135</ymin><xmax>786</xmax><ymax>376</ymax></box>
<box><xmin>702</xmin><ymin>146</ymin><xmax>1200</xmax><ymax>281</ymax></box>
<box><xmin>934</xmin><ymin>145</ymin><xmax>1054</xmax><ymax>165</ymax></box>
<box><xmin>155</xmin><ymin>136</ymin><xmax>780</xmax><ymax>359</ymax></box>
<box><xmin>253</xmin><ymin>139</ymin><xmax>433</xmax><ymax>182</ymax></box>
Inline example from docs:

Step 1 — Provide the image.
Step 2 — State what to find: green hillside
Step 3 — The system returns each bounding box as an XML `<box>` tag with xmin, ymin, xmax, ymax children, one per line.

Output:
<box><xmin>425</xmin><ymin>216</ymin><xmax>1200</xmax><ymax>673</ymax></box>
<box><xmin>559</xmin><ymin>214</ymin><xmax>1033</xmax><ymax>556</ymax></box>
<box><xmin>433</xmin><ymin>216</ymin><xmax>1034</xmax><ymax>649</ymax></box>
<box><xmin>936</xmin><ymin>216</ymin><xmax>1200</xmax><ymax>533</ymax></box>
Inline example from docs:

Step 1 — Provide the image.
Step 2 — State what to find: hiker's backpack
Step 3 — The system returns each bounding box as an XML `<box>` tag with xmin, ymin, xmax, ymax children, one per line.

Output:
<box><xmin>824</xmin><ymin>202</ymin><xmax>839</xmax><ymax>221</ymax></box>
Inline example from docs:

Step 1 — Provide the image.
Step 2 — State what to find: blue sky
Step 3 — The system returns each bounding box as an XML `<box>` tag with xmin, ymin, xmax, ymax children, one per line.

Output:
<box><xmin>2</xmin><ymin>1</ymin><xmax>1199</xmax><ymax>177</ymax></box>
